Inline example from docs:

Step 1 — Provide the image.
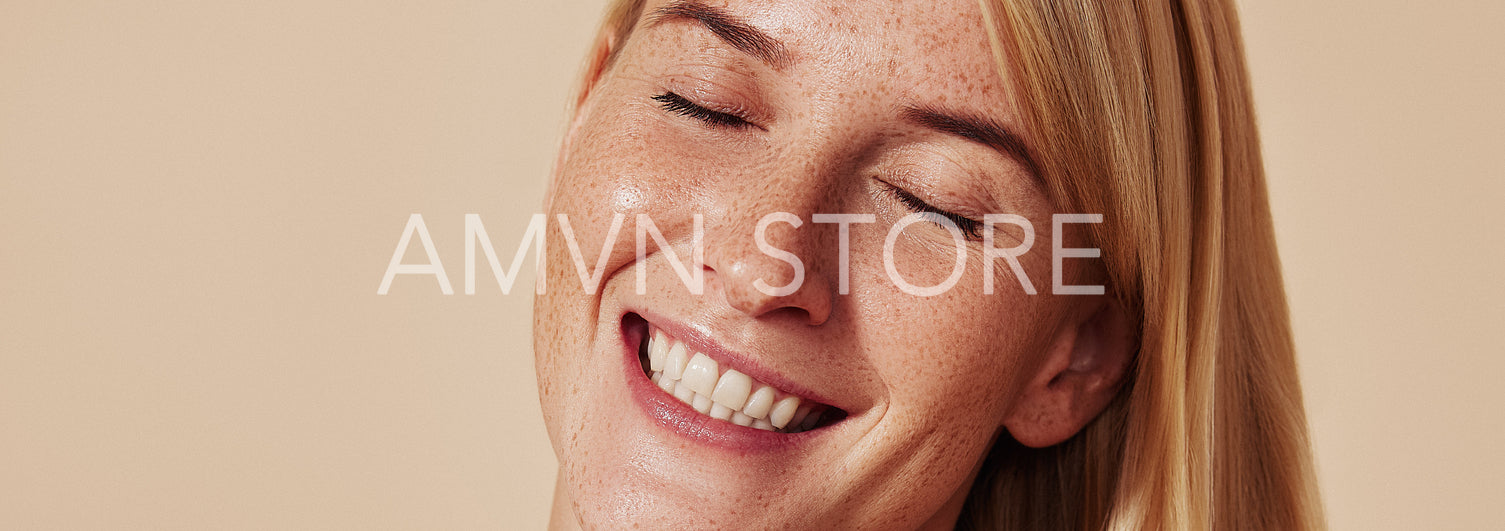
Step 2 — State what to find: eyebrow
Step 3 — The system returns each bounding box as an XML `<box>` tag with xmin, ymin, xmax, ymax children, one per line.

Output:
<box><xmin>901</xmin><ymin>106</ymin><xmax>1041</xmax><ymax>178</ymax></box>
<box><xmin>648</xmin><ymin>0</ymin><xmax>791</xmax><ymax>70</ymax></box>
<box><xmin>648</xmin><ymin>2</ymin><xmax>1038</xmax><ymax>179</ymax></box>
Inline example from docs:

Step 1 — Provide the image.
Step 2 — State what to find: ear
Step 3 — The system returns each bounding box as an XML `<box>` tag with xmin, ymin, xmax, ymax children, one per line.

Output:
<box><xmin>1003</xmin><ymin>296</ymin><xmax>1136</xmax><ymax>448</ymax></box>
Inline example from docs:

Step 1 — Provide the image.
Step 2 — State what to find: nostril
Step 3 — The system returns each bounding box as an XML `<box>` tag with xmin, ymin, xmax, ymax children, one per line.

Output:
<box><xmin>720</xmin><ymin>278</ymin><xmax>831</xmax><ymax>326</ymax></box>
<box><xmin>703</xmin><ymin>231</ymin><xmax>834</xmax><ymax>325</ymax></box>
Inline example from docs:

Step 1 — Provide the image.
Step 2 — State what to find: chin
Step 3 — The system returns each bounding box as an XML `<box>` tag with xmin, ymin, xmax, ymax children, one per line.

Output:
<box><xmin>536</xmin><ymin>279</ymin><xmax>997</xmax><ymax>530</ymax></box>
<box><xmin>538</xmin><ymin>297</ymin><xmax>858</xmax><ymax>527</ymax></box>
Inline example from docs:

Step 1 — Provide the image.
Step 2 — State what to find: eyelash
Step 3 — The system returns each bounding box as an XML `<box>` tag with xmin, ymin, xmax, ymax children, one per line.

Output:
<box><xmin>652</xmin><ymin>92</ymin><xmax>754</xmax><ymax>129</ymax></box>
<box><xmin>653</xmin><ymin>91</ymin><xmax>980</xmax><ymax>240</ymax></box>
<box><xmin>884</xmin><ymin>182</ymin><xmax>984</xmax><ymax>240</ymax></box>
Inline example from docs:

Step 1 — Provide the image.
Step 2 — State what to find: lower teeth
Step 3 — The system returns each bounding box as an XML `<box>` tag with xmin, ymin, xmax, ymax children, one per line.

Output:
<box><xmin>648</xmin><ymin>368</ymin><xmax>825</xmax><ymax>434</ymax></box>
<box><xmin>639</xmin><ymin>328</ymin><xmax>829</xmax><ymax>434</ymax></box>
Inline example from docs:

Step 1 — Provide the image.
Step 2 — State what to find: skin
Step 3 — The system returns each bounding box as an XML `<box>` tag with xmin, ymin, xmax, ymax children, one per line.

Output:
<box><xmin>533</xmin><ymin>0</ymin><xmax>1134</xmax><ymax>528</ymax></box>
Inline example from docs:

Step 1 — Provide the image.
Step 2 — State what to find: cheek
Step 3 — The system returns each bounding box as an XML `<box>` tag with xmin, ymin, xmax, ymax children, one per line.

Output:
<box><xmin>838</xmin><ymin>273</ymin><xmax>1060</xmax><ymax>526</ymax></box>
<box><xmin>872</xmin><ymin>295</ymin><xmax>1043</xmax><ymax>420</ymax></box>
<box><xmin>553</xmin><ymin>87</ymin><xmax>714</xmax><ymax>223</ymax></box>
<box><xmin>848</xmin><ymin>226</ymin><xmax>1060</xmax><ymax>426</ymax></box>
<box><xmin>535</xmin><ymin>89</ymin><xmax>712</xmax><ymax>431</ymax></box>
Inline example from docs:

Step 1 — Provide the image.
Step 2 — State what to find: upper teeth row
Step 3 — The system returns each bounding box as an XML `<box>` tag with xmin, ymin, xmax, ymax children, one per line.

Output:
<box><xmin>646</xmin><ymin>328</ymin><xmax>822</xmax><ymax>433</ymax></box>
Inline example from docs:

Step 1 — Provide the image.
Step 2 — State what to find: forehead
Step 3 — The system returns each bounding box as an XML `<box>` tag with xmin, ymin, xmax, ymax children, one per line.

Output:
<box><xmin>638</xmin><ymin>0</ymin><xmax>1017</xmax><ymax>120</ymax></box>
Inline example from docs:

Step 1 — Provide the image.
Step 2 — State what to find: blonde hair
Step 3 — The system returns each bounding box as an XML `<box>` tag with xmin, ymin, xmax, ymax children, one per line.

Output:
<box><xmin>574</xmin><ymin>1</ymin><xmax>1324</xmax><ymax>529</ymax></box>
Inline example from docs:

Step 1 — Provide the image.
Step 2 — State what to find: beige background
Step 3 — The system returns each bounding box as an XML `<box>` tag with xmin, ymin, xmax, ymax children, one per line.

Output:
<box><xmin>1</xmin><ymin>1</ymin><xmax>1499</xmax><ymax>529</ymax></box>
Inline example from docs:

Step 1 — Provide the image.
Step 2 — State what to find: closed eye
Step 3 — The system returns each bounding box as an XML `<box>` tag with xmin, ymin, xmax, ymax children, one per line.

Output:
<box><xmin>652</xmin><ymin>92</ymin><xmax>756</xmax><ymax>130</ymax></box>
<box><xmin>883</xmin><ymin>181</ymin><xmax>984</xmax><ymax>240</ymax></box>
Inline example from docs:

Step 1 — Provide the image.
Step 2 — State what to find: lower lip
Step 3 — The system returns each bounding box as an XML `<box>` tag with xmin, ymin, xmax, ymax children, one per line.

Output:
<box><xmin>619</xmin><ymin>317</ymin><xmax>821</xmax><ymax>454</ymax></box>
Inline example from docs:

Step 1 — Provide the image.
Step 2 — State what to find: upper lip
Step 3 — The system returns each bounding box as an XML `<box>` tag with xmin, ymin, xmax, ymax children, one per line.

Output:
<box><xmin>628</xmin><ymin>308</ymin><xmax>844</xmax><ymax>412</ymax></box>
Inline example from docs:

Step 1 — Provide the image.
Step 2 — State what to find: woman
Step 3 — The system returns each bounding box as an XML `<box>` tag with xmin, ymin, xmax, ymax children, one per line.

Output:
<box><xmin>533</xmin><ymin>0</ymin><xmax>1325</xmax><ymax>529</ymax></box>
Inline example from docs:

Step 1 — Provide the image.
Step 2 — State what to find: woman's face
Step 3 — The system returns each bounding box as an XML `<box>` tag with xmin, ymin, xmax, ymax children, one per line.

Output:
<box><xmin>536</xmin><ymin>0</ymin><xmax>1098</xmax><ymax>528</ymax></box>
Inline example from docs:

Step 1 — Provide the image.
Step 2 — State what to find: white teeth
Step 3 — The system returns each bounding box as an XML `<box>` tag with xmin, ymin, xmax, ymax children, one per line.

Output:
<box><xmin>673</xmin><ymin>381</ymin><xmax>695</xmax><ymax>404</ymax></box>
<box><xmin>731</xmin><ymin>412</ymin><xmax>754</xmax><ymax>427</ymax></box>
<box><xmin>648</xmin><ymin>330</ymin><xmax>669</xmax><ymax>371</ymax></box>
<box><xmin>710</xmin><ymin>369</ymin><xmax>752</xmax><ymax>410</ymax></box>
<box><xmin>691</xmin><ymin>394</ymin><xmax>714</xmax><ymax>415</ymax></box>
<box><xmin>682</xmin><ymin>353</ymin><xmax>720</xmax><ymax>396</ymax></box>
<box><xmin>769</xmin><ymin>396</ymin><xmax>801</xmax><ymax>429</ymax></box>
<box><xmin>742</xmin><ymin>386</ymin><xmax>776</xmax><ymax>419</ymax></box>
<box><xmin>709</xmin><ymin>403</ymin><xmax>733</xmax><ymax>420</ymax></box>
<box><xmin>664</xmin><ymin>341</ymin><xmax>689</xmax><ymax>380</ymax></box>
<box><xmin>642</xmin><ymin>326</ymin><xmax>833</xmax><ymax>434</ymax></box>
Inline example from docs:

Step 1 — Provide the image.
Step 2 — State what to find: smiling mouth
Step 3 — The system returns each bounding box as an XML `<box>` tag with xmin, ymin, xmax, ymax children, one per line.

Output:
<box><xmin>625</xmin><ymin>314</ymin><xmax>845</xmax><ymax>434</ymax></box>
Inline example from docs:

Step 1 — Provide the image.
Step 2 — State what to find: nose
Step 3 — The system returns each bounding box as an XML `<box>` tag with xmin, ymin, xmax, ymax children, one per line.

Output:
<box><xmin>705</xmin><ymin>211</ymin><xmax>835</xmax><ymax>327</ymax></box>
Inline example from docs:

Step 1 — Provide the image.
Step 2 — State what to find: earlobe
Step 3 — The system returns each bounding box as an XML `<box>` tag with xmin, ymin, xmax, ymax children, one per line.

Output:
<box><xmin>1003</xmin><ymin>297</ymin><xmax>1136</xmax><ymax>448</ymax></box>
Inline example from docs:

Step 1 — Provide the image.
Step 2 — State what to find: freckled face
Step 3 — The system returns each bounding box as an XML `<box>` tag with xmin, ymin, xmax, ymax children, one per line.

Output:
<box><xmin>534</xmin><ymin>0</ymin><xmax>1086</xmax><ymax>528</ymax></box>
